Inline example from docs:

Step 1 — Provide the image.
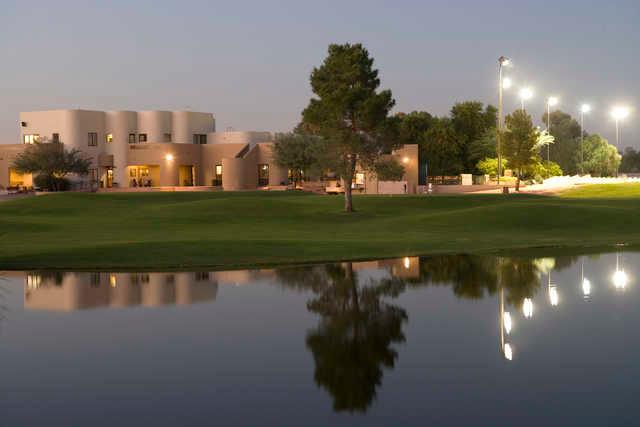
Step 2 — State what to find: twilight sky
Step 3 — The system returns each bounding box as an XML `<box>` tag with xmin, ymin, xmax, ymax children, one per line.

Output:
<box><xmin>1</xmin><ymin>0</ymin><xmax>638</xmax><ymax>147</ymax></box>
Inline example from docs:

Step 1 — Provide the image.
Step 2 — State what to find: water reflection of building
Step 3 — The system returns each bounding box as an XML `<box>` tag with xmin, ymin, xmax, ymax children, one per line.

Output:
<box><xmin>352</xmin><ymin>256</ymin><xmax>420</xmax><ymax>279</ymax></box>
<box><xmin>24</xmin><ymin>272</ymin><xmax>218</xmax><ymax>312</ymax></box>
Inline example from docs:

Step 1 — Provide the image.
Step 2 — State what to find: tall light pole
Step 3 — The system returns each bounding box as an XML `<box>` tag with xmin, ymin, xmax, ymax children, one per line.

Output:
<box><xmin>611</xmin><ymin>106</ymin><xmax>630</xmax><ymax>176</ymax></box>
<box><xmin>519</xmin><ymin>87</ymin><xmax>533</xmax><ymax>111</ymax></box>
<box><xmin>497</xmin><ymin>56</ymin><xmax>511</xmax><ymax>186</ymax></box>
<box><xmin>580</xmin><ymin>104</ymin><xmax>591</xmax><ymax>175</ymax></box>
<box><xmin>546</xmin><ymin>97</ymin><xmax>559</xmax><ymax>163</ymax></box>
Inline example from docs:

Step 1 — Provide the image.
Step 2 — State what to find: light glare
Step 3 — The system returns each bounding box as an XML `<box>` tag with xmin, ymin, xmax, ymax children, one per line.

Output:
<box><xmin>613</xmin><ymin>270</ymin><xmax>628</xmax><ymax>289</ymax></box>
<box><xmin>502</xmin><ymin>77</ymin><xmax>513</xmax><ymax>90</ymax></box>
<box><xmin>549</xmin><ymin>286</ymin><xmax>559</xmax><ymax>306</ymax></box>
<box><xmin>581</xmin><ymin>104</ymin><xmax>592</xmax><ymax>114</ymax></box>
<box><xmin>582</xmin><ymin>278</ymin><xmax>591</xmax><ymax>298</ymax></box>
<box><xmin>548</xmin><ymin>96</ymin><xmax>559</xmax><ymax>107</ymax></box>
<box><xmin>503</xmin><ymin>343</ymin><xmax>513</xmax><ymax>361</ymax></box>
<box><xmin>611</xmin><ymin>106</ymin><xmax>630</xmax><ymax>121</ymax></box>
<box><xmin>503</xmin><ymin>311</ymin><xmax>512</xmax><ymax>334</ymax></box>
<box><xmin>165</xmin><ymin>153</ymin><xmax>174</xmax><ymax>161</ymax></box>
<box><xmin>519</xmin><ymin>88</ymin><xmax>534</xmax><ymax>101</ymax></box>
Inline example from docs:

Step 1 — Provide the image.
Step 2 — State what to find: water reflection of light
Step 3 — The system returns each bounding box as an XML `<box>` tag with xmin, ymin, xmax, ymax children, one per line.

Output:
<box><xmin>549</xmin><ymin>286</ymin><xmax>559</xmax><ymax>306</ymax></box>
<box><xmin>582</xmin><ymin>278</ymin><xmax>591</xmax><ymax>299</ymax></box>
<box><xmin>109</xmin><ymin>274</ymin><xmax>117</xmax><ymax>288</ymax></box>
<box><xmin>613</xmin><ymin>270</ymin><xmax>628</xmax><ymax>290</ymax></box>
<box><xmin>503</xmin><ymin>343</ymin><xmax>513</xmax><ymax>361</ymax></box>
<box><xmin>503</xmin><ymin>311</ymin><xmax>512</xmax><ymax>334</ymax></box>
<box><xmin>522</xmin><ymin>298</ymin><xmax>533</xmax><ymax>318</ymax></box>
<box><xmin>403</xmin><ymin>257</ymin><xmax>411</xmax><ymax>269</ymax></box>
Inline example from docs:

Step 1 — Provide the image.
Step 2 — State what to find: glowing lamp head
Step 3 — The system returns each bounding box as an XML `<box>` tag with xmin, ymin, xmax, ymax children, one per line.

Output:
<box><xmin>519</xmin><ymin>88</ymin><xmax>534</xmax><ymax>101</ymax></box>
<box><xmin>548</xmin><ymin>96</ymin><xmax>559</xmax><ymax>107</ymax></box>
<box><xmin>503</xmin><ymin>343</ymin><xmax>513</xmax><ymax>361</ymax></box>
<box><xmin>165</xmin><ymin>153</ymin><xmax>174</xmax><ymax>161</ymax></box>
<box><xmin>549</xmin><ymin>286</ymin><xmax>559</xmax><ymax>306</ymax></box>
<box><xmin>611</xmin><ymin>106</ymin><xmax>630</xmax><ymax>121</ymax></box>
<box><xmin>582</xmin><ymin>278</ymin><xmax>591</xmax><ymax>299</ymax></box>
<box><xmin>613</xmin><ymin>270</ymin><xmax>628</xmax><ymax>289</ymax></box>
<box><xmin>503</xmin><ymin>311</ymin><xmax>512</xmax><ymax>335</ymax></box>
<box><xmin>522</xmin><ymin>298</ymin><xmax>533</xmax><ymax>318</ymax></box>
<box><xmin>402</xmin><ymin>156</ymin><xmax>409</xmax><ymax>164</ymax></box>
<box><xmin>581</xmin><ymin>104</ymin><xmax>592</xmax><ymax>114</ymax></box>
<box><xmin>499</xmin><ymin>56</ymin><xmax>512</xmax><ymax>67</ymax></box>
<box><xmin>502</xmin><ymin>77</ymin><xmax>513</xmax><ymax>90</ymax></box>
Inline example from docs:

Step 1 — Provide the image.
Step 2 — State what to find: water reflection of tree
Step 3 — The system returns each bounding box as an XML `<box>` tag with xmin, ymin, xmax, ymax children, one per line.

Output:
<box><xmin>276</xmin><ymin>254</ymin><xmax>558</xmax><ymax>412</ymax></box>
<box><xmin>278</xmin><ymin>263</ymin><xmax>407</xmax><ymax>413</ymax></box>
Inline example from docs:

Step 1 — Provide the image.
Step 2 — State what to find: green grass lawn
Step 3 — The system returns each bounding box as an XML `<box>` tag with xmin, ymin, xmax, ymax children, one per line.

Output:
<box><xmin>0</xmin><ymin>185</ymin><xmax>639</xmax><ymax>269</ymax></box>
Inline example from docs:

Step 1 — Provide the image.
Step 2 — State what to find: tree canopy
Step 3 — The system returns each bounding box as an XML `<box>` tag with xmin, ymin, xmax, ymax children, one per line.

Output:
<box><xmin>542</xmin><ymin>110</ymin><xmax>582</xmax><ymax>174</ymax></box>
<box><xmin>502</xmin><ymin>110</ymin><xmax>539</xmax><ymax>190</ymax></box>
<box><xmin>12</xmin><ymin>141</ymin><xmax>92</xmax><ymax>191</ymax></box>
<box><xmin>576</xmin><ymin>134</ymin><xmax>621</xmax><ymax>176</ymax></box>
<box><xmin>272</xmin><ymin>132</ymin><xmax>323</xmax><ymax>186</ymax></box>
<box><xmin>301</xmin><ymin>43</ymin><xmax>399</xmax><ymax>212</ymax></box>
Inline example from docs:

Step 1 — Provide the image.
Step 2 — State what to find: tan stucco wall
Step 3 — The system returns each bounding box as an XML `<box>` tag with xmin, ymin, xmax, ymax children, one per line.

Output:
<box><xmin>207</xmin><ymin>131</ymin><xmax>272</xmax><ymax>145</ymax></box>
<box><xmin>127</xmin><ymin>143</ymin><xmax>201</xmax><ymax>187</ymax></box>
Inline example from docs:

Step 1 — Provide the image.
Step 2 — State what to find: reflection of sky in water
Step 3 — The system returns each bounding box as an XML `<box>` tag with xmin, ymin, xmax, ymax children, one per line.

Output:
<box><xmin>0</xmin><ymin>251</ymin><xmax>638</xmax><ymax>426</ymax></box>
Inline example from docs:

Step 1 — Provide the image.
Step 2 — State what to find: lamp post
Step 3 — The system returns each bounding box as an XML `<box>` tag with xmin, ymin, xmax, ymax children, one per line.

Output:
<box><xmin>611</xmin><ymin>106</ymin><xmax>630</xmax><ymax>176</ymax></box>
<box><xmin>546</xmin><ymin>97</ymin><xmax>559</xmax><ymax>163</ymax></box>
<box><xmin>580</xmin><ymin>104</ymin><xmax>591</xmax><ymax>175</ymax></box>
<box><xmin>497</xmin><ymin>56</ymin><xmax>511</xmax><ymax>186</ymax></box>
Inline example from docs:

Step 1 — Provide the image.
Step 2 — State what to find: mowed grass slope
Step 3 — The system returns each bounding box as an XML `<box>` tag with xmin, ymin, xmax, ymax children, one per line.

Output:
<box><xmin>0</xmin><ymin>187</ymin><xmax>639</xmax><ymax>269</ymax></box>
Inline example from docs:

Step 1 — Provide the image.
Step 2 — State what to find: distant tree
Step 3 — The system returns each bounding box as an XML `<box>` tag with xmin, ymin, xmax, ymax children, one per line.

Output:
<box><xmin>620</xmin><ymin>147</ymin><xmax>640</xmax><ymax>173</ymax></box>
<box><xmin>395</xmin><ymin>111</ymin><xmax>433</xmax><ymax>145</ymax></box>
<box><xmin>423</xmin><ymin>117</ymin><xmax>461</xmax><ymax>179</ymax></box>
<box><xmin>542</xmin><ymin>110</ymin><xmax>582</xmax><ymax>174</ymax></box>
<box><xmin>301</xmin><ymin>43</ymin><xmax>399</xmax><ymax>212</ymax></box>
<box><xmin>12</xmin><ymin>141</ymin><xmax>91</xmax><ymax>191</ymax></box>
<box><xmin>373</xmin><ymin>158</ymin><xmax>405</xmax><ymax>181</ymax></box>
<box><xmin>502</xmin><ymin>110</ymin><xmax>539</xmax><ymax>191</ymax></box>
<box><xmin>272</xmin><ymin>132</ymin><xmax>322</xmax><ymax>187</ymax></box>
<box><xmin>576</xmin><ymin>134</ymin><xmax>621</xmax><ymax>176</ymax></box>
<box><xmin>467</xmin><ymin>128</ymin><xmax>497</xmax><ymax>173</ymax></box>
<box><xmin>450</xmin><ymin>101</ymin><xmax>498</xmax><ymax>172</ymax></box>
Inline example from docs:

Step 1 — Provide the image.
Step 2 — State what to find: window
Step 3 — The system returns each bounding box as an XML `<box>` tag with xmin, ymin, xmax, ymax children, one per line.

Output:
<box><xmin>195</xmin><ymin>272</ymin><xmax>210</xmax><ymax>282</ymax></box>
<box><xmin>106</xmin><ymin>133</ymin><xmax>113</xmax><ymax>143</ymax></box>
<box><xmin>355</xmin><ymin>173</ymin><xmax>365</xmax><ymax>185</ymax></box>
<box><xmin>258</xmin><ymin>164</ymin><xmax>269</xmax><ymax>186</ymax></box>
<box><xmin>163</xmin><ymin>133</ymin><xmax>172</xmax><ymax>142</ymax></box>
<box><xmin>213</xmin><ymin>164</ymin><xmax>223</xmax><ymax>186</ymax></box>
<box><xmin>165</xmin><ymin>274</ymin><xmax>175</xmax><ymax>285</ymax></box>
<box><xmin>23</xmin><ymin>134</ymin><xmax>39</xmax><ymax>144</ymax></box>
<box><xmin>193</xmin><ymin>134</ymin><xmax>207</xmax><ymax>144</ymax></box>
<box><xmin>88</xmin><ymin>132</ymin><xmax>98</xmax><ymax>146</ymax></box>
<box><xmin>138</xmin><ymin>133</ymin><xmax>147</xmax><ymax>143</ymax></box>
<box><xmin>128</xmin><ymin>133</ymin><xmax>136</xmax><ymax>144</ymax></box>
<box><xmin>52</xmin><ymin>133</ymin><xmax>60</xmax><ymax>142</ymax></box>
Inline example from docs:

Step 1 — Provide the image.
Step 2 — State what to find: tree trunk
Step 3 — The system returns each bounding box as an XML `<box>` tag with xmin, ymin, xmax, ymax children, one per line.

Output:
<box><xmin>343</xmin><ymin>155</ymin><xmax>356</xmax><ymax>212</ymax></box>
<box><xmin>515</xmin><ymin>170</ymin><xmax>520</xmax><ymax>192</ymax></box>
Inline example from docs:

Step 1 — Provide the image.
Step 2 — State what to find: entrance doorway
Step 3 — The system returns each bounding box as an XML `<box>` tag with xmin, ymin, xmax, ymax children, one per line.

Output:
<box><xmin>179</xmin><ymin>165</ymin><xmax>196</xmax><ymax>186</ymax></box>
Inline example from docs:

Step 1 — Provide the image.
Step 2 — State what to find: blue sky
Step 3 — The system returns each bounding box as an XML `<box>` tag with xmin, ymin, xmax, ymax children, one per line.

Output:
<box><xmin>1</xmin><ymin>0</ymin><xmax>638</xmax><ymax>147</ymax></box>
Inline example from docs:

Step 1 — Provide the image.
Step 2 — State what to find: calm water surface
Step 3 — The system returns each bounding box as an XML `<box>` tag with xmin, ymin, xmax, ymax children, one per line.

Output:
<box><xmin>1</xmin><ymin>251</ymin><xmax>638</xmax><ymax>426</ymax></box>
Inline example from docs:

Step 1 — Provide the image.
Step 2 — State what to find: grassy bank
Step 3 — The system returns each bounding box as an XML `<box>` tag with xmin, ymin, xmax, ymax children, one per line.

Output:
<box><xmin>1</xmin><ymin>185</ymin><xmax>639</xmax><ymax>269</ymax></box>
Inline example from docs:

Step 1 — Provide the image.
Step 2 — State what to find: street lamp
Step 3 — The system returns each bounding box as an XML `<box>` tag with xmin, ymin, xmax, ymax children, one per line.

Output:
<box><xmin>579</xmin><ymin>104</ymin><xmax>592</xmax><ymax>175</ymax></box>
<box><xmin>519</xmin><ymin>87</ymin><xmax>533</xmax><ymax>111</ymax></box>
<box><xmin>497</xmin><ymin>56</ymin><xmax>512</xmax><ymax>185</ymax></box>
<box><xmin>546</xmin><ymin>97</ymin><xmax>559</xmax><ymax>163</ymax></box>
<box><xmin>611</xmin><ymin>106</ymin><xmax>630</xmax><ymax>149</ymax></box>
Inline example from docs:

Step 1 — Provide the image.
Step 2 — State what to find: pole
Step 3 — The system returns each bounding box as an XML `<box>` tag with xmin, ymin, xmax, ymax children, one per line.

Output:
<box><xmin>497</xmin><ymin>62</ymin><xmax>503</xmax><ymax>186</ymax></box>
<box><xmin>580</xmin><ymin>111</ymin><xmax>584</xmax><ymax>175</ymax></box>
<box><xmin>615</xmin><ymin>119</ymin><xmax>620</xmax><ymax>177</ymax></box>
<box><xmin>547</xmin><ymin>102</ymin><xmax>551</xmax><ymax>163</ymax></box>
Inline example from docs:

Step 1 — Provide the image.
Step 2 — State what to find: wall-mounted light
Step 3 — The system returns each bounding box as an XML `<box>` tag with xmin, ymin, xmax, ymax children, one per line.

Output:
<box><xmin>165</xmin><ymin>154</ymin><xmax>174</xmax><ymax>161</ymax></box>
<box><xmin>402</xmin><ymin>156</ymin><xmax>409</xmax><ymax>164</ymax></box>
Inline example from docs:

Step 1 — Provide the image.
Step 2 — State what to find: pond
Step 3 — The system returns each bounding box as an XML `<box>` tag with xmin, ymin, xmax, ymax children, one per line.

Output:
<box><xmin>1</xmin><ymin>250</ymin><xmax>638</xmax><ymax>426</ymax></box>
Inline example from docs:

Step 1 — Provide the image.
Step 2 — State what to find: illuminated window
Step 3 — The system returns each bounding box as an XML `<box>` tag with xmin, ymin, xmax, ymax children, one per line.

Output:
<box><xmin>258</xmin><ymin>164</ymin><xmax>269</xmax><ymax>186</ymax></box>
<box><xmin>138</xmin><ymin>133</ymin><xmax>147</xmax><ymax>143</ymax></box>
<box><xmin>106</xmin><ymin>134</ymin><xmax>113</xmax><ymax>143</ymax></box>
<box><xmin>163</xmin><ymin>133</ymin><xmax>172</xmax><ymax>142</ymax></box>
<box><xmin>23</xmin><ymin>134</ymin><xmax>39</xmax><ymax>144</ymax></box>
<box><xmin>213</xmin><ymin>164</ymin><xmax>223</xmax><ymax>186</ymax></box>
<box><xmin>355</xmin><ymin>173</ymin><xmax>365</xmax><ymax>185</ymax></box>
<box><xmin>88</xmin><ymin>132</ymin><xmax>98</xmax><ymax>146</ymax></box>
<box><xmin>128</xmin><ymin>133</ymin><xmax>136</xmax><ymax>144</ymax></box>
<box><xmin>26</xmin><ymin>274</ymin><xmax>41</xmax><ymax>289</ymax></box>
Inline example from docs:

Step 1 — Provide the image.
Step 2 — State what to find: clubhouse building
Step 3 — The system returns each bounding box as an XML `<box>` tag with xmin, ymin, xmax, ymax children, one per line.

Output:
<box><xmin>0</xmin><ymin>109</ymin><xmax>418</xmax><ymax>193</ymax></box>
